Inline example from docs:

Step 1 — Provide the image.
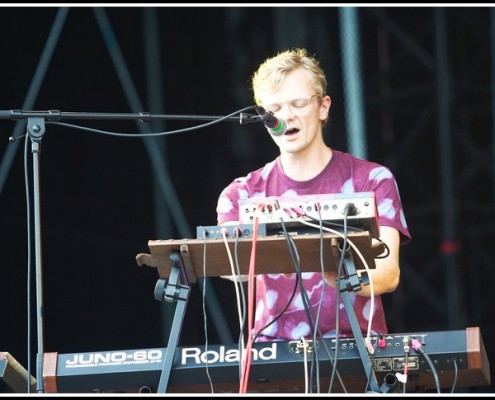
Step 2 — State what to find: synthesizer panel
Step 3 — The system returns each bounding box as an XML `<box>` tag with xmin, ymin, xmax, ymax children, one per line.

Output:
<box><xmin>238</xmin><ymin>192</ymin><xmax>379</xmax><ymax>236</ymax></box>
<box><xmin>41</xmin><ymin>327</ymin><xmax>490</xmax><ymax>394</ymax></box>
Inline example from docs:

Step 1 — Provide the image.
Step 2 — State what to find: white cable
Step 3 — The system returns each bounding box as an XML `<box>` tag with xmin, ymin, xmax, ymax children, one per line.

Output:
<box><xmin>301</xmin><ymin>336</ymin><xmax>309</xmax><ymax>394</ymax></box>
<box><xmin>221</xmin><ymin>228</ymin><xmax>245</xmax><ymax>344</ymax></box>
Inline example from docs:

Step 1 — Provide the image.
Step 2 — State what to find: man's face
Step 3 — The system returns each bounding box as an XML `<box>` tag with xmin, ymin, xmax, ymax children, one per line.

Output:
<box><xmin>258</xmin><ymin>67</ymin><xmax>330</xmax><ymax>156</ymax></box>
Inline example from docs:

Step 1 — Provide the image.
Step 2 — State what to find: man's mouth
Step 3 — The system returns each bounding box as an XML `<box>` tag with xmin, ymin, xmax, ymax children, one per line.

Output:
<box><xmin>285</xmin><ymin>128</ymin><xmax>299</xmax><ymax>135</ymax></box>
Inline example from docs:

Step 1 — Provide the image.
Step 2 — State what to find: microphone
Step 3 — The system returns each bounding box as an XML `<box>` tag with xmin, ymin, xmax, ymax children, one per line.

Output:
<box><xmin>255</xmin><ymin>106</ymin><xmax>288</xmax><ymax>137</ymax></box>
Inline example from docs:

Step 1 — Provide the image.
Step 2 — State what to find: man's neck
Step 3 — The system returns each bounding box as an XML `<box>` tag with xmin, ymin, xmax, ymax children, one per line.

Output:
<box><xmin>279</xmin><ymin>145</ymin><xmax>333</xmax><ymax>181</ymax></box>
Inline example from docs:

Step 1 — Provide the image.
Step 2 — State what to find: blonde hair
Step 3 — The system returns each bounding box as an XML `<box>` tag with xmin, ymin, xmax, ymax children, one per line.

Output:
<box><xmin>251</xmin><ymin>48</ymin><xmax>327</xmax><ymax>106</ymax></box>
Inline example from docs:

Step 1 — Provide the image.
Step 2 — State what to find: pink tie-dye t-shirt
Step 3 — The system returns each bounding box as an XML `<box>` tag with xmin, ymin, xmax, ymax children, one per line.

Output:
<box><xmin>216</xmin><ymin>150</ymin><xmax>411</xmax><ymax>341</ymax></box>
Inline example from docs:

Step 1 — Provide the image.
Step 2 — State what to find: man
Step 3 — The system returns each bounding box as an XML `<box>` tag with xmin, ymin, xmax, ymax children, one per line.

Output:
<box><xmin>216</xmin><ymin>48</ymin><xmax>411</xmax><ymax>342</ymax></box>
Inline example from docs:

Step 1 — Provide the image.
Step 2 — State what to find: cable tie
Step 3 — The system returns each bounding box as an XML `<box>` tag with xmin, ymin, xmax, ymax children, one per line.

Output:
<box><xmin>366</xmin><ymin>338</ymin><xmax>375</xmax><ymax>354</ymax></box>
<box><xmin>410</xmin><ymin>337</ymin><xmax>422</xmax><ymax>351</ymax></box>
<box><xmin>395</xmin><ymin>372</ymin><xmax>407</xmax><ymax>384</ymax></box>
<box><xmin>291</xmin><ymin>207</ymin><xmax>305</xmax><ymax>217</ymax></box>
<box><xmin>378</xmin><ymin>333</ymin><xmax>386</xmax><ymax>348</ymax></box>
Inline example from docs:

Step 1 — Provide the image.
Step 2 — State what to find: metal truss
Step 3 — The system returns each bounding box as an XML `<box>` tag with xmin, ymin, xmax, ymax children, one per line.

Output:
<box><xmin>360</xmin><ymin>7</ymin><xmax>493</xmax><ymax>337</ymax></box>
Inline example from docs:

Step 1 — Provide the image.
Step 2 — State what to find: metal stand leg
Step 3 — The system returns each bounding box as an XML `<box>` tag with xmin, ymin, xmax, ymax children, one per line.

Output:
<box><xmin>337</xmin><ymin>241</ymin><xmax>380</xmax><ymax>393</ymax></box>
<box><xmin>153</xmin><ymin>250</ymin><xmax>190</xmax><ymax>393</ymax></box>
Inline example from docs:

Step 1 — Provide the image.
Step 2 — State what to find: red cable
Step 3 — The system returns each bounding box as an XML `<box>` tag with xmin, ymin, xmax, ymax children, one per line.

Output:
<box><xmin>239</xmin><ymin>216</ymin><xmax>258</xmax><ymax>393</ymax></box>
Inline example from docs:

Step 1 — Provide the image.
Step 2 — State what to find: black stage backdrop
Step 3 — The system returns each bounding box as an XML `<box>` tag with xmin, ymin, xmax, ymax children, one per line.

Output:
<box><xmin>0</xmin><ymin>6</ymin><xmax>493</xmax><ymax>394</ymax></box>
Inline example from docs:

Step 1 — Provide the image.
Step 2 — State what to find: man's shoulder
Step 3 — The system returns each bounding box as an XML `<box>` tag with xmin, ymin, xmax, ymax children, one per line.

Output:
<box><xmin>222</xmin><ymin>158</ymin><xmax>278</xmax><ymax>190</ymax></box>
<box><xmin>336</xmin><ymin>149</ymin><xmax>388</xmax><ymax>170</ymax></box>
<box><xmin>239</xmin><ymin>158</ymin><xmax>278</xmax><ymax>180</ymax></box>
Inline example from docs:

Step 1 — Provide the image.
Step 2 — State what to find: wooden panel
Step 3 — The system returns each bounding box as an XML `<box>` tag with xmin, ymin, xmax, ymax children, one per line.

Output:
<box><xmin>137</xmin><ymin>231</ymin><xmax>385</xmax><ymax>282</ymax></box>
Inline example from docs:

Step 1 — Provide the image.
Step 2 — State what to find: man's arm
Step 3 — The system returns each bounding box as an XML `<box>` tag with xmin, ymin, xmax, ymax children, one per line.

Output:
<box><xmin>324</xmin><ymin>226</ymin><xmax>401</xmax><ymax>296</ymax></box>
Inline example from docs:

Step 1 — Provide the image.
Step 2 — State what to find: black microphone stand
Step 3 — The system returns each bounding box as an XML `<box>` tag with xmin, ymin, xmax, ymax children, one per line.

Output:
<box><xmin>26</xmin><ymin>117</ymin><xmax>46</xmax><ymax>394</ymax></box>
<box><xmin>2</xmin><ymin>108</ymin><xmax>259</xmax><ymax>393</ymax></box>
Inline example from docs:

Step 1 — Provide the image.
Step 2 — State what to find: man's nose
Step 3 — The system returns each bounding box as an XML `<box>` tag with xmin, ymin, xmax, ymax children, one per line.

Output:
<box><xmin>277</xmin><ymin>103</ymin><xmax>294</xmax><ymax>119</ymax></box>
